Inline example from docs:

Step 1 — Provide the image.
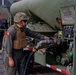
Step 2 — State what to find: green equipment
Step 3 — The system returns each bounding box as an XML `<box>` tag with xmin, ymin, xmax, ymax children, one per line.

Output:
<box><xmin>10</xmin><ymin>0</ymin><xmax>64</xmax><ymax>33</ymax></box>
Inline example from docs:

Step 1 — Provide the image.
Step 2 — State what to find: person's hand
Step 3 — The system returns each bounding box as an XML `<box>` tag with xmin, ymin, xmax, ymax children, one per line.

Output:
<box><xmin>8</xmin><ymin>57</ymin><xmax>14</xmax><ymax>67</ymax></box>
<box><xmin>44</xmin><ymin>36</ymin><xmax>50</xmax><ymax>40</ymax></box>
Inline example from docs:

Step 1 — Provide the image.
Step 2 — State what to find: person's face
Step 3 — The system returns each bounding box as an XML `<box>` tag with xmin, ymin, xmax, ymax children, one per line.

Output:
<box><xmin>19</xmin><ymin>20</ymin><xmax>27</xmax><ymax>28</ymax></box>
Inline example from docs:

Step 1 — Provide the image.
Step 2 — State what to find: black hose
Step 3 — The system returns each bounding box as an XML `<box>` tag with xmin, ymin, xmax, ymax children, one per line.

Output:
<box><xmin>23</xmin><ymin>40</ymin><xmax>54</xmax><ymax>75</ymax></box>
<box><xmin>23</xmin><ymin>51</ymin><xmax>36</xmax><ymax>75</ymax></box>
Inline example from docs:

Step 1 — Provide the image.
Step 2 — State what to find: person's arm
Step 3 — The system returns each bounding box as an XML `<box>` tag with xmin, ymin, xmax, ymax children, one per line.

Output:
<box><xmin>25</xmin><ymin>27</ymin><xmax>49</xmax><ymax>40</ymax></box>
<box><xmin>5</xmin><ymin>27</ymin><xmax>15</xmax><ymax>67</ymax></box>
<box><xmin>5</xmin><ymin>27</ymin><xmax>15</xmax><ymax>57</ymax></box>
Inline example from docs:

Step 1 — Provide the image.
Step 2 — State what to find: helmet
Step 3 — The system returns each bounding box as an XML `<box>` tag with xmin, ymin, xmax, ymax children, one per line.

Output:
<box><xmin>14</xmin><ymin>12</ymin><xmax>28</xmax><ymax>22</ymax></box>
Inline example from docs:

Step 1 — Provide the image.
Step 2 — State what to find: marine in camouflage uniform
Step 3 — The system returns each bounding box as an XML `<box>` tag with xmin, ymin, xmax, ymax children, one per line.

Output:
<box><xmin>2</xmin><ymin>12</ymin><xmax>50</xmax><ymax>75</ymax></box>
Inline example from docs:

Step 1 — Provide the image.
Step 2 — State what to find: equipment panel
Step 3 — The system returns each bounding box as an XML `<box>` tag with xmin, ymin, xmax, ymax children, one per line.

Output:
<box><xmin>60</xmin><ymin>6</ymin><xmax>75</xmax><ymax>25</ymax></box>
<box><xmin>63</xmin><ymin>25</ymin><xmax>74</xmax><ymax>39</ymax></box>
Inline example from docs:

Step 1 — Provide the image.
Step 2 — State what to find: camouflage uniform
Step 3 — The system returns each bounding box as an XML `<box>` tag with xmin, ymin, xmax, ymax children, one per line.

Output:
<box><xmin>3</xmin><ymin>12</ymin><xmax>45</xmax><ymax>75</ymax></box>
